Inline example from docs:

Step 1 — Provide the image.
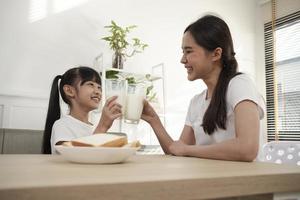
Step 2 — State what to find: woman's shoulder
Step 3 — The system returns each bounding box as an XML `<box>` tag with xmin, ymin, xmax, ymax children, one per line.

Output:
<box><xmin>230</xmin><ymin>73</ymin><xmax>253</xmax><ymax>84</ymax></box>
<box><xmin>228</xmin><ymin>73</ymin><xmax>257</xmax><ymax>91</ymax></box>
<box><xmin>229</xmin><ymin>73</ymin><xmax>256</xmax><ymax>86</ymax></box>
<box><xmin>227</xmin><ymin>73</ymin><xmax>265</xmax><ymax>118</ymax></box>
<box><xmin>227</xmin><ymin>73</ymin><xmax>260</xmax><ymax>93</ymax></box>
<box><xmin>190</xmin><ymin>90</ymin><xmax>207</xmax><ymax>103</ymax></box>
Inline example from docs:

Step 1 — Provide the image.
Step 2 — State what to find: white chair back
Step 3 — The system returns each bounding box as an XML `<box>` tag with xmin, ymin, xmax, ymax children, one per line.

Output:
<box><xmin>261</xmin><ymin>141</ymin><xmax>300</xmax><ymax>166</ymax></box>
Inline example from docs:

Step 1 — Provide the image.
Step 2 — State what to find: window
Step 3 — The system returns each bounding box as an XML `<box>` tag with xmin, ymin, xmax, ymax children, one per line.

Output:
<box><xmin>264</xmin><ymin>11</ymin><xmax>300</xmax><ymax>141</ymax></box>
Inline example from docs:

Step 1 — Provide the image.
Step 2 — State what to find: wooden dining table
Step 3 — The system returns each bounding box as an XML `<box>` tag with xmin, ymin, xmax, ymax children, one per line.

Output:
<box><xmin>0</xmin><ymin>154</ymin><xmax>299</xmax><ymax>200</ymax></box>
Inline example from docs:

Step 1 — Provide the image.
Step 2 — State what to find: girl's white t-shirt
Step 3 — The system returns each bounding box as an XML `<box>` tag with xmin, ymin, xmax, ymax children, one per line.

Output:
<box><xmin>185</xmin><ymin>74</ymin><xmax>265</xmax><ymax>145</ymax></box>
<box><xmin>50</xmin><ymin>115</ymin><xmax>94</xmax><ymax>154</ymax></box>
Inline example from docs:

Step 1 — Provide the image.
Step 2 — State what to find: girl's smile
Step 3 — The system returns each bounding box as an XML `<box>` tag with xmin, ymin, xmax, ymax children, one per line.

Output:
<box><xmin>91</xmin><ymin>96</ymin><xmax>100</xmax><ymax>103</ymax></box>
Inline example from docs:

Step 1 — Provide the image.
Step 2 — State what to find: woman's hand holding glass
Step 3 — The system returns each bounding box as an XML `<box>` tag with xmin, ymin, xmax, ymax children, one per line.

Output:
<box><xmin>141</xmin><ymin>100</ymin><xmax>160</xmax><ymax>125</ymax></box>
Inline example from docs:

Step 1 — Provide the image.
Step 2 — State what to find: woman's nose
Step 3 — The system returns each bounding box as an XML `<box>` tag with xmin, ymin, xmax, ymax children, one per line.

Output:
<box><xmin>181</xmin><ymin>55</ymin><xmax>187</xmax><ymax>64</ymax></box>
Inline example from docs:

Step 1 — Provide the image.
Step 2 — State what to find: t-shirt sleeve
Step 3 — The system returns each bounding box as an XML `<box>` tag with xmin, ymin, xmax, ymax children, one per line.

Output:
<box><xmin>51</xmin><ymin>122</ymin><xmax>74</xmax><ymax>153</ymax></box>
<box><xmin>227</xmin><ymin>74</ymin><xmax>265</xmax><ymax>119</ymax></box>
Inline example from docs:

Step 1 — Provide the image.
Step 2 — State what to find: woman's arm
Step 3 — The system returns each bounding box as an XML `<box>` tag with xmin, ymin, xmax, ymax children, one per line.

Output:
<box><xmin>142</xmin><ymin>101</ymin><xmax>195</xmax><ymax>154</ymax></box>
<box><xmin>141</xmin><ymin>101</ymin><xmax>173</xmax><ymax>154</ymax></box>
<box><xmin>169</xmin><ymin>100</ymin><xmax>260</xmax><ymax>162</ymax></box>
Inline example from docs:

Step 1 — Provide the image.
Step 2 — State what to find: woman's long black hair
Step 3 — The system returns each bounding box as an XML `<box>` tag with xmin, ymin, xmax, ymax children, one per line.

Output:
<box><xmin>42</xmin><ymin>66</ymin><xmax>101</xmax><ymax>154</ymax></box>
<box><xmin>185</xmin><ymin>15</ymin><xmax>240</xmax><ymax>135</ymax></box>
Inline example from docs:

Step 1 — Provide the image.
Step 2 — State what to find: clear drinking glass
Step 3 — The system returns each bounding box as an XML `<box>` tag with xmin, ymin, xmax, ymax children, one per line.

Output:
<box><xmin>124</xmin><ymin>83</ymin><xmax>146</xmax><ymax>124</ymax></box>
<box><xmin>105</xmin><ymin>79</ymin><xmax>127</xmax><ymax>114</ymax></box>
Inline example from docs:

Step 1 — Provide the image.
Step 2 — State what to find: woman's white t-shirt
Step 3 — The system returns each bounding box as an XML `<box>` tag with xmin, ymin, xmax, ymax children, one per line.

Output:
<box><xmin>50</xmin><ymin>115</ymin><xmax>94</xmax><ymax>154</ymax></box>
<box><xmin>185</xmin><ymin>74</ymin><xmax>265</xmax><ymax>145</ymax></box>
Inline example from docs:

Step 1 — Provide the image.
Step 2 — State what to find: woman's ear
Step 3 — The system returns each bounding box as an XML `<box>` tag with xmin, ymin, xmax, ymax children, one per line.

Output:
<box><xmin>211</xmin><ymin>47</ymin><xmax>222</xmax><ymax>61</ymax></box>
<box><xmin>63</xmin><ymin>85</ymin><xmax>75</xmax><ymax>98</ymax></box>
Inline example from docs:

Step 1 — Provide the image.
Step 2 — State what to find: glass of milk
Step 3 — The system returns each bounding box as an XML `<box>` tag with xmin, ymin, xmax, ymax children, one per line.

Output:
<box><xmin>105</xmin><ymin>79</ymin><xmax>127</xmax><ymax>114</ymax></box>
<box><xmin>124</xmin><ymin>83</ymin><xmax>146</xmax><ymax>124</ymax></box>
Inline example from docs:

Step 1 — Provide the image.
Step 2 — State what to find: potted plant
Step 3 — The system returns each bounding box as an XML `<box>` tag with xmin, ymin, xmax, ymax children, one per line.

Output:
<box><xmin>102</xmin><ymin>20</ymin><xmax>148</xmax><ymax>69</ymax></box>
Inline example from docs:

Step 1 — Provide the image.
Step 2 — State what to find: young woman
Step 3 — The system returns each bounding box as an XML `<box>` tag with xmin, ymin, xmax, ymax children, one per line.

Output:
<box><xmin>42</xmin><ymin>66</ymin><xmax>122</xmax><ymax>154</ymax></box>
<box><xmin>142</xmin><ymin>15</ymin><xmax>265</xmax><ymax>161</ymax></box>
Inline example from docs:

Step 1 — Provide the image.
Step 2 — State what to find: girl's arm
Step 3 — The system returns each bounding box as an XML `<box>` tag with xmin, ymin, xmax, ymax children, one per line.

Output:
<box><xmin>169</xmin><ymin>100</ymin><xmax>260</xmax><ymax>162</ymax></box>
<box><xmin>94</xmin><ymin>96</ymin><xmax>122</xmax><ymax>133</ymax></box>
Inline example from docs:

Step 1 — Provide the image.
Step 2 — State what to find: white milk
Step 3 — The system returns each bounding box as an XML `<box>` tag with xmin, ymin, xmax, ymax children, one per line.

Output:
<box><xmin>106</xmin><ymin>90</ymin><xmax>126</xmax><ymax>114</ymax></box>
<box><xmin>125</xmin><ymin>94</ymin><xmax>144</xmax><ymax>124</ymax></box>
<box><xmin>105</xmin><ymin>79</ymin><xmax>127</xmax><ymax>114</ymax></box>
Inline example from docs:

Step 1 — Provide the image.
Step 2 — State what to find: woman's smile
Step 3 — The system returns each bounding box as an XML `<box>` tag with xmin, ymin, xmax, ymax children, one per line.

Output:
<box><xmin>185</xmin><ymin>65</ymin><xmax>193</xmax><ymax>73</ymax></box>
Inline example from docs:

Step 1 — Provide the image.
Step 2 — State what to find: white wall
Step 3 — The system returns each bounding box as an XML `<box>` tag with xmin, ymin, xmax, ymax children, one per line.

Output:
<box><xmin>0</xmin><ymin>0</ymin><xmax>262</xmax><ymax>143</ymax></box>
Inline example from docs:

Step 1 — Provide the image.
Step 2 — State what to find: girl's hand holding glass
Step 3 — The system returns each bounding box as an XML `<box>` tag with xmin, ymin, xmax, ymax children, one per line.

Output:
<box><xmin>99</xmin><ymin>96</ymin><xmax>122</xmax><ymax>131</ymax></box>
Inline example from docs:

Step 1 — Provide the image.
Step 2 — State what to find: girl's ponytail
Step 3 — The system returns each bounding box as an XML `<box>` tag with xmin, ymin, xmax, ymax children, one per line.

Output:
<box><xmin>42</xmin><ymin>66</ymin><xmax>101</xmax><ymax>153</ymax></box>
<box><xmin>42</xmin><ymin>75</ymin><xmax>62</xmax><ymax>154</ymax></box>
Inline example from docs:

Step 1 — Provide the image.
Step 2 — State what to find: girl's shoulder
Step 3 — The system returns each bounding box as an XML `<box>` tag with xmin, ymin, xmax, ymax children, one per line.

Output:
<box><xmin>53</xmin><ymin>115</ymin><xmax>75</xmax><ymax>127</ymax></box>
<box><xmin>53</xmin><ymin>115</ymin><xmax>94</xmax><ymax>130</ymax></box>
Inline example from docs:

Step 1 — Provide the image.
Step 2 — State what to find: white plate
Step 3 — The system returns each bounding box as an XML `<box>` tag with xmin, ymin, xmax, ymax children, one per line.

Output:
<box><xmin>55</xmin><ymin>145</ymin><xmax>137</xmax><ymax>164</ymax></box>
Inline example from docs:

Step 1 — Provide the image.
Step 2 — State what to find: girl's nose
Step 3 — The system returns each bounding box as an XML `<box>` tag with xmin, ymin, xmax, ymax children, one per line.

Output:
<box><xmin>95</xmin><ymin>87</ymin><xmax>102</xmax><ymax>94</ymax></box>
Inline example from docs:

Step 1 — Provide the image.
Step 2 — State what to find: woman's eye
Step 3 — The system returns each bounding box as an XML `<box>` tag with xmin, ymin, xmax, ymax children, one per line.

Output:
<box><xmin>183</xmin><ymin>50</ymin><xmax>191</xmax><ymax>55</ymax></box>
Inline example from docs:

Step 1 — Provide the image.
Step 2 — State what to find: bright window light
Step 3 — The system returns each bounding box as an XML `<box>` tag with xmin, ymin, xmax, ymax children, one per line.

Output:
<box><xmin>29</xmin><ymin>0</ymin><xmax>47</xmax><ymax>23</ymax></box>
<box><xmin>53</xmin><ymin>0</ymin><xmax>88</xmax><ymax>14</ymax></box>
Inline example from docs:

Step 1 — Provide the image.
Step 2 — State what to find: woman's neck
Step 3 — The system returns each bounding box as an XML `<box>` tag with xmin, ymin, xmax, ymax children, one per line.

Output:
<box><xmin>203</xmin><ymin>65</ymin><xmax>222</xmax><ymax>99</ymax></box>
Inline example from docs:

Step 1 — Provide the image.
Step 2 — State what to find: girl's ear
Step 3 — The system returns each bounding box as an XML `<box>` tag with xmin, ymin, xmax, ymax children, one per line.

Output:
<box><xmin>211</xmin><ymin>47</ymin><xmax>222</xmax><ymax>62</ymax></box>
<box><xmin>63</xmin><ymin>85</ymin><xmax>75</xmax><ymax>98</ymax></box>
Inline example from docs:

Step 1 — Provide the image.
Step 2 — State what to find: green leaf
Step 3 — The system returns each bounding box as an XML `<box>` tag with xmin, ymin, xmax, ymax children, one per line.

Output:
<box><xmin>147</xmin><ymin>93</ymin><xmax>157</xmax><ymax>102</ymax></box>
<box><xmin>111</xmin><ymin>20</ymin><xmax>117</xmax><ymax>26</ymax></box>
<box><xmin>146</xmin><ymin>85</ymin><xmax>153</xmax><ymax>95</ymax></box>
<box><xmin>106</xmin><ymin>70</ymin><xmax>119</xmax><ymax>79</ymax></box>
<box><xmin>101</xmin><ymin>21</ymin><xmax>148</xmax><ymax>58</ymax></box>
<box><xmin>126</xmin><ymin>77</ymin><xmax>136</xmax><ymax>84</ymax></box>
<box><xmin>145</xmin><ymin>74</ymin><xmax>151</xmax><ymax>80</ymax></box>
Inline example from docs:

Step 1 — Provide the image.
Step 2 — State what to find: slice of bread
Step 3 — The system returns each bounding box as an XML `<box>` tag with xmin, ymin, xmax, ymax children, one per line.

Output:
<box><xmin>71</xmin><ymin>133</ymin><xmax>127</xmax><ymax>147</ymax></box>
<box><xmin>122</xmin><ymin>140</ymin><xmax>141</xmax><ymax>148</ymax></box>
<box><xmin>62</xmin><ymin>141</ymin><xmax>73</xmax><ymax>147</ymax></box>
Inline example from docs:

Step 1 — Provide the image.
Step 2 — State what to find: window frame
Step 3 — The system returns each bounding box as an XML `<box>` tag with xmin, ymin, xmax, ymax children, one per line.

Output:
<box><xmin>264</xmin><ymin>11</ymin><xmax>300</xmax><ymax>141</ymax></box>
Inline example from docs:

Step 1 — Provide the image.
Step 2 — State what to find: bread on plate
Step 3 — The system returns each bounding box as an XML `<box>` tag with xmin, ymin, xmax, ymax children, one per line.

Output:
<box><xmin>69</xmin><ymin>133</ymin><xmax>128</xmax><ymax>147</ymax></box>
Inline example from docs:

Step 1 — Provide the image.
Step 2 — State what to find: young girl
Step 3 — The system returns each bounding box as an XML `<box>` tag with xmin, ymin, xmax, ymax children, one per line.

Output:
<box><xmin>142</xmin><ymin>15</ymin><xmax>265</xmax><ymax>161</ymax></box>
<box><xmin>42</xmin><ymin>66</ymin><xmax>122</xmax><ymax>154</ymax></box>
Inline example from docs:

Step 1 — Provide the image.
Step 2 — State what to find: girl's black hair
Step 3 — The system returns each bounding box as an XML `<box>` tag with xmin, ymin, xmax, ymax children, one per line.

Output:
<box><xmin>185</xmin><ymin>15</ymin><xmax>241</xmax><ymax>135</ymax></box>
<box><xmin>42</xmin><ymin>66</ymin><xmax>101</xmax><ymax>154</ymax></box>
